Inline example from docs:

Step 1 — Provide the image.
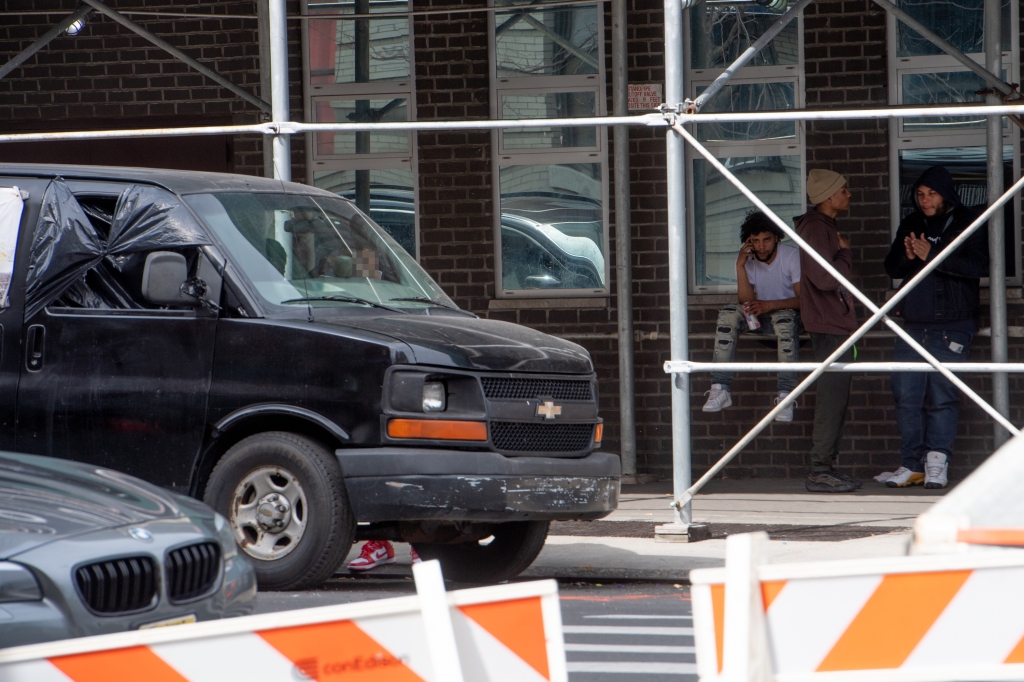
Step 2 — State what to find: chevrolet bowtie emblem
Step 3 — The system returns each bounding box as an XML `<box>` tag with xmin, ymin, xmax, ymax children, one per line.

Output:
<box><xmin>537</xmin><ymin>401</ymin><xmax>562</xmax><ymax>419</ymax></box>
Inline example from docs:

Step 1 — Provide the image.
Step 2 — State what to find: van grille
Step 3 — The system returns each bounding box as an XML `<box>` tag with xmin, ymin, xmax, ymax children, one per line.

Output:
<box><xmin>482</xmin><ymin>378</ymin><xmax>592</xmax><ymax>401</ymax></box>
<box><xmin>166</xmin><ymin>542</ymin><xmax>220</xmax><ymax>603</ymax></box>
<box><xmin>490</xmin><ymin>421</ymin><xmax>594</xmax><ymax>453</ymax></box>
<box><xmin>75</xmin><ymin>556</ymin><xmax>156</xmax><ymax>614</ymax></box>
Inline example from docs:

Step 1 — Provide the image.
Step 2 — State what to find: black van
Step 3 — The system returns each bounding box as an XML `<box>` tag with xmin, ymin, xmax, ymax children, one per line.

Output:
<box><xmin>0</xmin><ymin>165</ymin><xmax>619</xmax><ymax>589</ymax></box>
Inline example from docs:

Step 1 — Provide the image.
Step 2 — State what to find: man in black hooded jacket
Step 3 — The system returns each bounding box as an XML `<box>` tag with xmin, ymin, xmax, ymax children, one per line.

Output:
<box><xmin>883</xmin><ymin>165</ymin><xmax>988</xmax><ymax>489</ymax></box>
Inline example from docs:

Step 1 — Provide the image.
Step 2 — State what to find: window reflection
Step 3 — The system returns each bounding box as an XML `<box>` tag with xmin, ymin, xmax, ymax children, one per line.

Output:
<box><xmin>312</xmin><ymin>97</ymin><xmax>410</xmax><ymax>156</ymax></box>
<box><xmin>495</xmin><ymin>1</ymin><xmax>599</xmax><ymax>77</ymax></box>
<box><xmin>501</xmin><ymin>92</ymin><xmax>598</xmax><ymax>149</ymax></box>
<box><xmin>499</xmin><ymin>164</ymin><xmax>605</xmax><ymax>290</ymax></box>
<box><xmin>693</xmin><ymin>155</ymin><xmax>802</xmax><ymax>286</ymax></box>
<box><xmin>690</xmin><ymin>4</ymin><xmax>799</xmax><ymax>69</ymax></box>
<box><xmin>695</xmin><ymin>82</ymin><xmax>796</xmax><ymax>142</ymax></box>
<box><xmin>898</xmin><ymin>147</ymin><xmax>1016</xmax><ymax>277</ymax></box>
<box><xmin>313</xmin><ymin>168</ymin><xmax>416</xmax><ymax>256</ymax></box>
<box><xmin>307</xmin><ymin>1</ymin><xmax>411</xmax><ymax>84</ymax></box>
<box><xmin>895</xmin><ymin>0</ymin><xmax>1009</xmax><ymax>56</ymax></box>
<box><xmin>901</xmin><ymin>71</ymin><xmax>1006</xmax><ymax>131</ymax></box>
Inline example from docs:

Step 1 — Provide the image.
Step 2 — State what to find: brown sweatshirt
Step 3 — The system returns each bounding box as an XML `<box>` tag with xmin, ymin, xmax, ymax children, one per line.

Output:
<box><xmin>794</xmin><ymin>208</ymin><xmax>858</xmax><ymax>335</ymax></box>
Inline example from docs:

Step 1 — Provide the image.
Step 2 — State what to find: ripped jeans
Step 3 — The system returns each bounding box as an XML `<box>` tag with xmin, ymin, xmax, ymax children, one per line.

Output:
<box><xmin>710</xmin><ymin>304</ymin><xmax>800</xmax><ymax>393</ymax></box>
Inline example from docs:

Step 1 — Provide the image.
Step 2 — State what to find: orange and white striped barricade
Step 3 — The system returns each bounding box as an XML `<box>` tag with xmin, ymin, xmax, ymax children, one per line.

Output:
<box><xmin>0</xmin><ymin>560</ymin><xmax>567</xmax><ymax>682</ymax></box>
<box><xmin>691</xmin><ymin>532</ymin><xmax>1024</xmax><ymax>682</ymax></box>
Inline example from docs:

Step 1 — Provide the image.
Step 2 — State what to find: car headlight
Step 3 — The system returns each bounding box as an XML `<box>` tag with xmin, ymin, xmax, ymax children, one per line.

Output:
<box><xmin>214</xmin><ymin>512</ymin><xmax>238</xmax><ymax>560</ymax></box>
<box><xmin>0</xmin><ymin>563</ymin><xmax>42</xmax><ymax>602</ymax></box>
<box><xmin>422</xmin><ymin>381</ymin><xmax>446</xmax><ymax>412</ymax></box>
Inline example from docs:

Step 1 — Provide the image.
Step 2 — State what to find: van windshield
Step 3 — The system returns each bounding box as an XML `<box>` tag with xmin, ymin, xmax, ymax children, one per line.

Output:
<box><xmin>185</xmin><ymin>192</ymin><xmax>455</xmax><ymax>311</ymax></box>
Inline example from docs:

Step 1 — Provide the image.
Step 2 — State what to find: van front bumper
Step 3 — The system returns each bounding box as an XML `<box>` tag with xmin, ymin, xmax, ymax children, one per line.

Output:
<box><xmin>336</xmin><ymin>448</ymin><xmax>619</xmax><ymax>522</ymax></box>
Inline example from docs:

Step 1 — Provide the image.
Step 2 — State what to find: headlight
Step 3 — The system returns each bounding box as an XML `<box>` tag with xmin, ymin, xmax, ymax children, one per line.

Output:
<box><xmin>214</xmin><ymin>512</ymin><xmax>238</xmax><ymax>560</ymax></box>
<box><xmin>0</xmin><ymin>563</ymin><xmax>42</xmax><ymax>602</ymax></box>
<box><xmin>422</xmin><ymin>382</ymin><xmax>446</xmax><ymax>412</ymax></box>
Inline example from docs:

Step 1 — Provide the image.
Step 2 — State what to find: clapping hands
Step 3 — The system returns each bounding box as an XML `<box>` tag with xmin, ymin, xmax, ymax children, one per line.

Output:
<box><xmin>904</xmin><ymin>232</ymin><xmax>932</xmax><ymax>261</ymax></box>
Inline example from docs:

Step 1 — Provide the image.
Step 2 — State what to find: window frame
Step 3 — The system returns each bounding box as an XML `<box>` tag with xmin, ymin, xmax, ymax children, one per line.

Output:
<box><xmin>488</xmin><ymin>0</ymin><xmax>610</xmax><ymax>299</ymax></box>
<box><xmin>684</xmin><ymin>10</ymin><xmax>806</xmax><ymax>294</ymax></box>
<box><xmin>301</xmin><ymin>1</ymin><xmax>420</xmax><ymax>260</ymax></box>
<box><xmin>885</xmin><ymin>3</ymin><xmax>1021</xmax><ymax>286</ymax></box>
<box><xmin>495</xmin><ymin>85</ymin><xmax>604</xmax><ymax>155</ymax></box>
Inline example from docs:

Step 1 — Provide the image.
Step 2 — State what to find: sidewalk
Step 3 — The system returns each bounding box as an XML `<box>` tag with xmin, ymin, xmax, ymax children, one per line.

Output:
<box><xmin>522</xmin><ymin>478</ymin><xmax>947</xmax><ymax>582</ymax></box>
<box><xmin>341</xmin><ymin>478</ymin><xmax>949</xmax><ymax>583</ymax></box>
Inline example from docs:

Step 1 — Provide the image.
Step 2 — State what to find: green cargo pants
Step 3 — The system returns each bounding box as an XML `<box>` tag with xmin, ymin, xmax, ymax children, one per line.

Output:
<box><xmin>809</xmin><ymin>332</ymin><xmax>854</xmax><ymax>472</ymax></box>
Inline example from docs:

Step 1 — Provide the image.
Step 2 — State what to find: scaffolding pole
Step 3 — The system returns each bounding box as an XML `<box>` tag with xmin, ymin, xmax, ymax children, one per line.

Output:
<box><xmin>13</xmin><ymin>105</ymin><xmax>1024</xmax><ymax>143</ymax></box>
<box><xmin>986</xmin><ymin>0</ymin><xmax>1010</xmax><ymax>447</ymax></box>
<box><xmin>667</xmin><ymin>362</ymin><xmax>1024</xmax><ymax>373</ymax></box>
<box><xmin>269</xmin><ymin>0</ymin><xmax>292</xmax><ymax>181</ymax></box>
<box><xmin>658</xmin><ymin>0</ymin><xmax>699</xmax><ymax>539</ymax></box>
<box><xmin>612</xmin><ymin>0</ymin><xmax>637</xmax><ymax>478</ymax></box>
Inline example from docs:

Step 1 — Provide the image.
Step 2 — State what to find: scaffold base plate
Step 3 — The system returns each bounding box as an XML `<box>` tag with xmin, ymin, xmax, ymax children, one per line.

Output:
<box><xmin>654</xmin><ymin>523</ymin><xmax>711</xmax><ymax>543</ymax></box>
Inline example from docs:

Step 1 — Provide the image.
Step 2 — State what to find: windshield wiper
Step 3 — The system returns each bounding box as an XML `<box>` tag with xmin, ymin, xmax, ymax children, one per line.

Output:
<box><xmin>280</xmin><ymin>295</ymin><xmax>404</xmax><ymax>313</ymax></box>
<box><xmin>389</xmin><ymin>296</ymin><xmax>460</xmax><ymax>311</ymax></box>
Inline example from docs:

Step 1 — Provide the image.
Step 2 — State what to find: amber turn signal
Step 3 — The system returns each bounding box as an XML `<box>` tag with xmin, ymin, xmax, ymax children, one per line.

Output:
<box><xmin>595</xmin><ymin>423</ymin><xmax>603</xmax><ymax>443</ymax></box>
<box><xmin>387</xmin><ymin>419</ymin><xmax>488</xmax><ymax>441</ymax></box>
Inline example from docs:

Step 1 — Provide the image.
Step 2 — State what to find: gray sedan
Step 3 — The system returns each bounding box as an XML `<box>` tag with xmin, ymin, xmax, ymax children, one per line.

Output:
<box><xmin>0</xmin><ymin>452</ymin><xmax>256</xmax><ymax>647</ymax></box>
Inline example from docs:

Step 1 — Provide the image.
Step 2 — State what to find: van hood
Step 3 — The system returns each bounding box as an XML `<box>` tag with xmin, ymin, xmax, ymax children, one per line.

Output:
<box><xmin>325</xmin><ymin>314</ymin><xmax>594</xmax><ymax>374</ymax></box>
<box><xmin>0</xmin><ymin>453</ymin><xmax>185</xmax><ymax>559</ymax></box>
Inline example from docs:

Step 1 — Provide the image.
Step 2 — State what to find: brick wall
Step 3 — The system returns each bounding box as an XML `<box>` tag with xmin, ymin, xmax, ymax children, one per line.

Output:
<box><xmin>0</xmin><ymin>0</ymin><xmax>305</xmax><ymax>178</ymax></box>
<box><xmin>412</xmin><ymin>0</ymin><xmax>494</xmax><ymax>306</ymax></box>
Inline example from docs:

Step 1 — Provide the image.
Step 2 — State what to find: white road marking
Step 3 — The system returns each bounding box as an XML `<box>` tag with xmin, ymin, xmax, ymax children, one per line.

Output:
<box><xmin>563</xmin><ymin>625</ymin><xmax>693</xmax><ymax>636</ymax></box>
<box><xmin>583</xmin><ymin>614</ymin><xmax>691</xmax><ymax>620</ymax></box>
<box><xmin>566</xmin><ymin>643</ymin><xmax>695</xmax><ymax>654</ymax></box>
<box><xmin>566</xmin><ymin>661</ymin><xmax>698</xmax><ymax>674</ymax></box>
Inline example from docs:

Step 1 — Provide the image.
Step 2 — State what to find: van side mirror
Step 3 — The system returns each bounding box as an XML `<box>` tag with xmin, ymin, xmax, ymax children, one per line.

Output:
<box><xmin>141</xmin><ymin>252</ymin><xmax>194</xmax><ymax>306</ymax></box>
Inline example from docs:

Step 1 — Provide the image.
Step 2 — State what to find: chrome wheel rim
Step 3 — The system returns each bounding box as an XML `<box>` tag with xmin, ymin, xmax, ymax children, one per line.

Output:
<box><xmin>230</xmin><ymin>466</ymin><xmax>308</xmax><ymax>560</ymax></box>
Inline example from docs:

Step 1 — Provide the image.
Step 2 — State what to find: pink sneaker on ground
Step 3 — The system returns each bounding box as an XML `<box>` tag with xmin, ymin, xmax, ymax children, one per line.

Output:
<box><xmin>347</xmin><ymin>540</ymin><xmax>396</xmax><ymax>571</ymax></box>
<box><xmin>410</xmin><ymin>546</ymin><xmax>422</xmax><ymax>564</ymax></box>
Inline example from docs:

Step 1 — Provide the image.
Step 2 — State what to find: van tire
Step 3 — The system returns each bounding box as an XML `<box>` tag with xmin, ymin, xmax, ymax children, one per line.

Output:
<box><xmin>412</xmin><ymin>521</ymin><xmax>549</xmax><ymax>584</ymax></box>
<box><xmin>203</xmin><ymin>431</ymin><xmax>354</xmax><ymax>591</ymax></box>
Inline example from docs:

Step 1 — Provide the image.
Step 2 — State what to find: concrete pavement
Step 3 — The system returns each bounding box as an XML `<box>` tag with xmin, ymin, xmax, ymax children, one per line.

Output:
<box><xmin>610</xmin><ymin>478</ymin><xmax>944</xmax><ymax>526</ymax></box>
<box><xmin>521</xmin><ymin>478</ymin><xmax>944</xmax><ymax>581</ymax></box>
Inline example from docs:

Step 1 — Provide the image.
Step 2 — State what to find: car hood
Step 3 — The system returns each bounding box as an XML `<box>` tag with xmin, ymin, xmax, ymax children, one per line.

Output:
<box><xmin>0</xmin><ymin>453</ymin><xmax>185</xmax><ymax>559</ymax></box>
<box><xmin>325</xmin><ymin>314</ymin><xmax>594</xmax><ymax>373</ymax></box>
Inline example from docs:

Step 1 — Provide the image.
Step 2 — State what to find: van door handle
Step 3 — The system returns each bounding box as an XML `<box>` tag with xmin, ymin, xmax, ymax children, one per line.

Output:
<box><xmin>26</xmin><ymin>325</ymin><xmax>45</xmax><ymax>372</ymax></box>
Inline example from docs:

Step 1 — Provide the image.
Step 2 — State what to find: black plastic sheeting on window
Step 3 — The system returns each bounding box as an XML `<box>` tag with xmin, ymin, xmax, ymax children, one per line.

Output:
<box><xmin>25</xmin><ymin>179</ymin><xmax>211</xmax><ymax>320</ymax></box>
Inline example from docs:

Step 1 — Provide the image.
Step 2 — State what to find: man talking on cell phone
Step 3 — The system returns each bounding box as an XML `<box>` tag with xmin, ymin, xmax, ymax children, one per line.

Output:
<box><xmin>702</xmin><ymin>210</ymin><xmax>802</xmax><ymax>422</ymax></box>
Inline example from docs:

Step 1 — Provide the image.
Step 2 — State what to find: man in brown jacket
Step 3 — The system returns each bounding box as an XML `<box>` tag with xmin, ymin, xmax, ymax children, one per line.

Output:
<box><xmin>795</xmin><ymin>169</ymin><xmax>862</xmax><ymax>493</ymax></box>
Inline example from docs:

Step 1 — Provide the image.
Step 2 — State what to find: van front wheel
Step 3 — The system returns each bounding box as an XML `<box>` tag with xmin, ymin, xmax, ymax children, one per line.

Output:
<box><xmin>412</xmin><ymin>521</ymin><xmax>549</xmax><ymax>584</ymax></box>
<box><xmin>203</xmin><ymin>432</ymin><xmax>354</xmax><ymax>590</ymax></box>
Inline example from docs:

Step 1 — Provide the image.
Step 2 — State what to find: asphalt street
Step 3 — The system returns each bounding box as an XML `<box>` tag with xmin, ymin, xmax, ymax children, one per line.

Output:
<box><xmin>256</xmin><ymin>577</ymin><xmax>697</xmax><ymax>680</ymax></box>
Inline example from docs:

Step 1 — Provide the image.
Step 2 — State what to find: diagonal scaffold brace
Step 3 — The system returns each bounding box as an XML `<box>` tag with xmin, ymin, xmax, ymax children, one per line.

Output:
<box><xmin>667</xmin><ymin>119</ymin><xmax>1024</xmax><ymax>512</ymax></box>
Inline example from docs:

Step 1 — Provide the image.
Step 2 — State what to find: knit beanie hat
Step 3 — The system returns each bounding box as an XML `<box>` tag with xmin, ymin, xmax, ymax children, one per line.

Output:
<box><xmin>807</xmin><ymin>169</ymin><xmax>847</xmax><ymax>205</ymax></box>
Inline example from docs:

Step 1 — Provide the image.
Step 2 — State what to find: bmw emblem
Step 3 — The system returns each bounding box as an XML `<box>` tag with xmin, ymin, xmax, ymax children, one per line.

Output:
<box><xmin>129</xmin><ymin>527</ymin><xmax>153</xmax><ymax>543</ymax></box>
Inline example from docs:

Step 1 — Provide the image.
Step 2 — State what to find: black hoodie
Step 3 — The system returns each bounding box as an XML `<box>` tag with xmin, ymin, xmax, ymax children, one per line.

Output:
<box><xmin>884</xmin><ymin>165</ymin><xmax>989</xmax><ymax>329</ymax></box>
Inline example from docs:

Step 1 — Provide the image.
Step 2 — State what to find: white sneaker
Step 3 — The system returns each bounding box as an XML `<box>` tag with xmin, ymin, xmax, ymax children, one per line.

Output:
<box><xmin>924</xmin><ymin>451</ymin><xmax>948</xmax><ymax>489</ymax></box>
<box><xmin>774</xmin><ymin>392</ymin><xmax>794</xmax><ymax>422</ymax></box>
<box><xmin>885</xmin><ymin>466</ymin><xmax>925</xmax><ymax>488</ymax></box>
<box><xmin>702</xmin><ymin>384</ymin><xmax>732</xmax><ymax>412</ymax></box>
